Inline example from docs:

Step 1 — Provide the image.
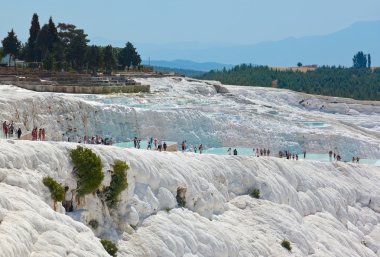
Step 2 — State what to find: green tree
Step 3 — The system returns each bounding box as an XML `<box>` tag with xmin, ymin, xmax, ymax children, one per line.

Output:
<box><xmin>58</xmin><ymin>23</ymin><xmax>89</xmax><ymax>71</ymax></box>
<box><xmin>1</xmin><ymin>29</ymin><xmax>21</xmax><ymax>66</ymax></box>
<box><xmin>43</xmin><ymin>51</ymin><xmax>55</xmax><ymax>70</ymax></box>
<box><xmin>36</xmin><ymin>17</ymin><xmax>60</xmax><ymax>60</ymax></box>
<box><xmin>118</xmin><ymin>42</ymin><xmax>141</xmax><ymax>70</ymax></box>
<box><xmin>86</xmin><ymin>45</ymin><xmax>102</xmax><ymax>74</ymax></box>
<box><xmin>26</xmin><ymin>13</ymin><xmax>40</xmax><ymax>62</ymax></box>
<box><xmin>103</xmin><ymin>45</ymin><xmax>115</xmax><ymax>74</ymax></box>
<box><xmin>132</xmin><ymin>52</ymin><xmax>141</xmax><ymax>69</ymax></box>
<box><xmin>70</xmin><ymin>146</ymin><xmax>104</xmax><ymax>196</ymax></box>
<box><xmin>368</xmin><ymin>54</ymin><xmax>371</xmax><ymax>68</ymax></box>
<box><xmin>352</xmin><ymin>51</ymin><xmax>367</xmax><ymax>68</ymax></box>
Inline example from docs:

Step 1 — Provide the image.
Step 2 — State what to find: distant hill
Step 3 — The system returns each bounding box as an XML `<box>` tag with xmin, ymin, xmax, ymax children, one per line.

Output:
<box><xmin>152</xmin><ymin>66</ymin><xmax>206</xmax><ymax>77</ymax></box>
<box><xmin>142</xmin><ymin>59</ymin><xmax>234</xmax><ymax>72</ymax></box>
<box><xmin>91</xmin><ymin>20</ymin><xmax>380</xmax><ymax>67</ymax></box>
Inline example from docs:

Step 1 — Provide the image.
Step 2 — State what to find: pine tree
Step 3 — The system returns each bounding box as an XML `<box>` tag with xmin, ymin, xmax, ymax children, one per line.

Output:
<box><xmin>368</xmin><ymin>54</ymin><xmax>371</xmax><ymax>68</ymax></box>
<box><xmin>26</xmin><ymin>13</ymin><xmax>40</xmax><ymax>62</ymax></box>
<box><xmin>118</xmin><ymin>42</ymin><xmax>141</xmax><ymax>70</ymax></box>
<box><xmin>103</xmin><ymin>45</ymin><xmax>115</xmax><ymax>74</ymax></box>
<box><xmin>352</xmin><ymin>51</ymin><xmax>367</xmax><ymax>68</ymax></box>
<box><xmin>1</xmin><ymin>29</ymin><xmax>21</xmax><ymax>66</ymax></box>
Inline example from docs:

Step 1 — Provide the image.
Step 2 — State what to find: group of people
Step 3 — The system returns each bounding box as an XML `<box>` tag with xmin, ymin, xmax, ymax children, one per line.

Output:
<box><xmin>278</xmin><ymin>151</ymin><xmax>299</xmax><ymax>160</ymax></box>
<box><xmin>31</xmin><ymin>127</ymin><xmax>46</xmax><ymax>141</ymax></box>
<box><xmin>181</xmin><ymin>141</ymin><xmax>204</xmax><ymax>153</ymax></box>
<box><xmin>133</xmin><ymin>137</ymin><xmax>169</xmax><ymax>152</ymax></box>
<box><xmin>2</xmin><ymin>121</ymin><xmax>22</xmax><ymax>139</ymax></box>
<box><xmin>62</xmin><ymin>134</ymin><xmax>113</xmax><ymax>145</ymax></box>
<box><xmin>328</xmin><ymin>150</ymin><xmax>342</xmax><ymax>161</ymax></box>
<box><xmin>254</xmin><ymin>148</ymin><xmax>271</xmax><ymax>157</ymax></box>
<box><xmin>227</xmin><ymin>148</ymin><xmax>238</xmax><ymax>155</ymax></box>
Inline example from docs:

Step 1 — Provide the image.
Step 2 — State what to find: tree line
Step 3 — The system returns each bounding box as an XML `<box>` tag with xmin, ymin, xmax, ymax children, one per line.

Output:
<box><xmin>1</xmin><ymin>13</ymin><xmax>141</xmax><ymax>73</ymax></box>
<box><xmin>199</xmin><ymin>58</ymin><xmax>379</xmax><ymax>101</ymax></box>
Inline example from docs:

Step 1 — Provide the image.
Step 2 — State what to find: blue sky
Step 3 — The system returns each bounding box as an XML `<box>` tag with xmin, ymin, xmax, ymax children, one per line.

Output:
<box><xmin>1</xmin><ymin>0</ymin><xmax>380</xmax><ymax>45</ymax></box>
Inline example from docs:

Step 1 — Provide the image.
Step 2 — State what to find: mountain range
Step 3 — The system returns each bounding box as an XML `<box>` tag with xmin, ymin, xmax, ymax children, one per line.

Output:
<box><xmin>91</xmin><ymin>20</ymin><xmax>380</xmax><ymax>69</ymax></box>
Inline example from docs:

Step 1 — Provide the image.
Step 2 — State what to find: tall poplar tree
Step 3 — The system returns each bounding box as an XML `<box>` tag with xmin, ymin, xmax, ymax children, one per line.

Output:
<box><xmin>26</xmin><ymin>13</ymin><xmax>40</xmax><ymax>61</ymax></box>
<box><xmin>368</xmin><ymin>54</ymin><xmax>371</xmax><ymax>68</ymax></box>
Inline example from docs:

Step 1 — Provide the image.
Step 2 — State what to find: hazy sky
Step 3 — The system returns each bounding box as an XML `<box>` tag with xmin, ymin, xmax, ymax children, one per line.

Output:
<box><xmin>1</xmin><ymin>0</ymin><xmax>380</xmax><ymax>45</ymax></box>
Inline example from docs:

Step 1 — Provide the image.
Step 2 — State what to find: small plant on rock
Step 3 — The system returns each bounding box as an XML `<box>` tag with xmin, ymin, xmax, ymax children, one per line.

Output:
<box><xmin>43</xmin><ymin>176</ymin><xmax>65</xmax><ymax>202</ymax></box>
<box><xmin>105</xmin><ymin>160</ymin><xmax>129</xmax><ymax>209</ymax></box>
<box><xmin>281</xmin><ymin>239</ymin><xmax>292</xmax><ymax>251</ymax></box>
<box><xmin>70</xmin><ymin>146</ymin><xmax>104</xmax><ymax>196</ymax></box>
<box><xmin>88</xmin><ymin>219</ymin><xmax>99</xmax><ymax>230</ymax></box>
<box><xmin>249</xmin><ymin>188</ymin><xmax>260</xmax><ymax>199</ymax></box>
<box><xmin>101</xmin><ymin>239</ymin><xmax>118</xmax><ymax>257</ymax></box>
<box><xmin>176</xmin><ymin>187</ymin><xmax>187</xmax><ymax>207</ymax></box>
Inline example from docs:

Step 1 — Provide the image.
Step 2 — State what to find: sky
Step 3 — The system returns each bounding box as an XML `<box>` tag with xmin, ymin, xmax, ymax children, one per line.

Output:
<box><xmin>1</xmin><ymin>0</ymin><xmax>380</xmax><ymax>45</ymax></box>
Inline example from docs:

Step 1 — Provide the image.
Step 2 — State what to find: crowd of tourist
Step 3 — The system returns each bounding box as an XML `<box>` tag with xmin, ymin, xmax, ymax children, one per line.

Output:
<box><xmin>0</xmin><ymin>121</ymin><xmax>365</xmax><ymax>164</ymax></box>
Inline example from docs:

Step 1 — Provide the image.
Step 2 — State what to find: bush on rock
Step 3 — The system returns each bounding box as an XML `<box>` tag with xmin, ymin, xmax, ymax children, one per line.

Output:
<box><xmin>105</xmin><ymin>160</ymin><xmax>129</xmax><ymax>209</ymax></box>
<box><xmin>89</xmin><ymin>219</ymin><xmax>99</xmax><ymax>229</ymax></box>
<box><xmin>249</xmin><ymin>188</ymin><xmax>260</xmax><ymax>199</ymax></box>
<box><xmin>70</xmin><ymin>146</ymin><xmax>104</xmax><ymax>196</ymax></box>
<box><xmin>101</xmin><ymin>239</ymin><xmax>118</xmax><ymax>257</ymax></box>
<box><xmin>43</xmin><ymin>176</ymin><xmax>65</xmax><ymax>202</ymax></box>
<box><xmin>281</xmin><ymin>239</ymin><xmax>292</xmax><ymax>251</ymax></box>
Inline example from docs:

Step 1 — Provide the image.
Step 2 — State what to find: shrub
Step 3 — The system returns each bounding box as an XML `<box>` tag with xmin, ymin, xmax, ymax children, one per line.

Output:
<box><xmin>105</xmin><ymin>160</ymin><xmax>129</xmax><ymax>208</ymax></box>
<box><xmin>281</xmin><ymin>239</ymin><xmax>292</xmax><ymax>251</ymax></box>
<box><xmin>88</xmin><ymin>219</ymin><xmax>99</xmax><ymax>230</ymax></box>
<box><xmin>70</xmin><ymin>146</ymin><xmax>104</xmax><ymax>196</ymax></box>
<box><xmin>101</xmin><ymin>239</ymin><xmax>118</xmax><ymax>257</ymax></box>
<box><xmin>176</xmin><ymin>187</ymin><xmax>187</xmax><ymax>207</ymax></box>
<box><xmin>43</xmin><ymin>177</ymin><xmax>65</xmax><ymax>202</ymax></box>
<box><xmin>249</xmin><ymin>188</ymin><xmax>260</xmax><ymax>199</ymax></box>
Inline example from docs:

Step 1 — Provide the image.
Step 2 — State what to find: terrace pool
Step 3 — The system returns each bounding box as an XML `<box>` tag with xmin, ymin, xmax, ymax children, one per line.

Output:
<box><xmin>303</xmin><ymin>122</ymin><xmax>331</xmax><ymax>128</ymax></box>
<box><xmin>203</xmin><ymin>147</ymin><xmax>254</xmax><ymax>156</ymax></box>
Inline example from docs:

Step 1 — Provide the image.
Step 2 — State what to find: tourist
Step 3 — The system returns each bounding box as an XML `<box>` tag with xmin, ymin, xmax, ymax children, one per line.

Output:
<box><xmin>356</xmin><ymin>157</ymin><xmax>360</xmax><ymax>163</ymax></box>
<box><xmin>303</xmin><ymin>150</ymin><xmax>306</xmax><ymax>159</ymax></box>
<box><xmin>227</xmin><ymin>147</ymin><xmax>232</xmax><ymax>155</ymax></box>
<box><xmin>42</xmin><ymin>128</ymin><xmax>45</xmax><ymax>141</ymax></box>
<box><xmin>352</xmin><ymin>157</ymin><xmax>355</xmax><ymax>163</ymax></box>
<box><xmin>154</xmin><ymin>138</ymin><xmax>157</xmax><ymax>149</ymax></box>
<box><xmin>133</xmin><ymin>137</ymin><xmax>137</xmax><ymax>148</ymax></box>
<box><xmin>267</xmin><ymin>149</ymin><xmax>270</xmax><ymax>156</ymax></box>
<box><xmin>296</xmin><ymin>154</ymin><xmax>298</xmax><ymax>160</ymax></box>
<box><xmin>199</xmin><ymin>144</ymin><xmax>203</xmax><ymax>154</ymax></box>
<box><xmin>17</xmin><ymin>127</ymin><xmax>22</xmax><ymax>139</ymax></box>
<box><xmin>163</xmin><ymin>142</ymin><xmax>167</xmax><ymax>151</ymax></box>
<box><xmin>147</xmin><ymin>141</ymin><xmax>152</xmax><ymax>150</ymax></box>
<box><xmin>181</xmin><ymin>141</ymin><xmax>186</xmax><ymax>152</ymax></box>
<box><xmin>233</xmin><ymin>149</ymin><xmax>238</xmax><ymax>155</ymax></box>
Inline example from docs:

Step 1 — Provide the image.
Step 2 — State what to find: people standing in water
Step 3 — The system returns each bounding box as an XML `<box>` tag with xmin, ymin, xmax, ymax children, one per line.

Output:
<box><xmin>199</xmin><ymin>144</ymin><xmax>203</xmax><ymax>154</ymax></box>
<box><xmin>227</xmin><ymin>148</ymin><xmax>232</xmax><ymax>155</ymax></box>
<box><xmin>233</xmin><ymin>149</ymin><xmax>238</xmax><ymax>155</ymax></box>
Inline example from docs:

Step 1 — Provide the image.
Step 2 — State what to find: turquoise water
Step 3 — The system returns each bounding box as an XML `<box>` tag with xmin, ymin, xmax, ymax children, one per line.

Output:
<box><xmin>303</xmin><ymin>122</ymin><xmax>331</xmax><ymax>128</ymax></box>
<box><xmin>114</xmin><ymin>140</ymin><xmax>177</xmax><ymax>149</ymax></box>
<box><xmin>203</xmin><ymin>147</ymin><xmax>255</xmax><ymax>155</ymax></box>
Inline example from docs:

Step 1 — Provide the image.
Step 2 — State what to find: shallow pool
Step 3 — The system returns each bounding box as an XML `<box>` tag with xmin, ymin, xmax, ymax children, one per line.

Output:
<box><xmin>115</xmin><ymin>140</ymin><xmax>177</xmax><ymax>149</ymax></box>
<box><xmin>203</xmin><ymin>147</ymin><xmax>255</xmax><ymax>156</ymax></box>
<box><xmin>303</xmin><ymin>122</ymin><xmax>331</xmax><ymax>128</ymax></box>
